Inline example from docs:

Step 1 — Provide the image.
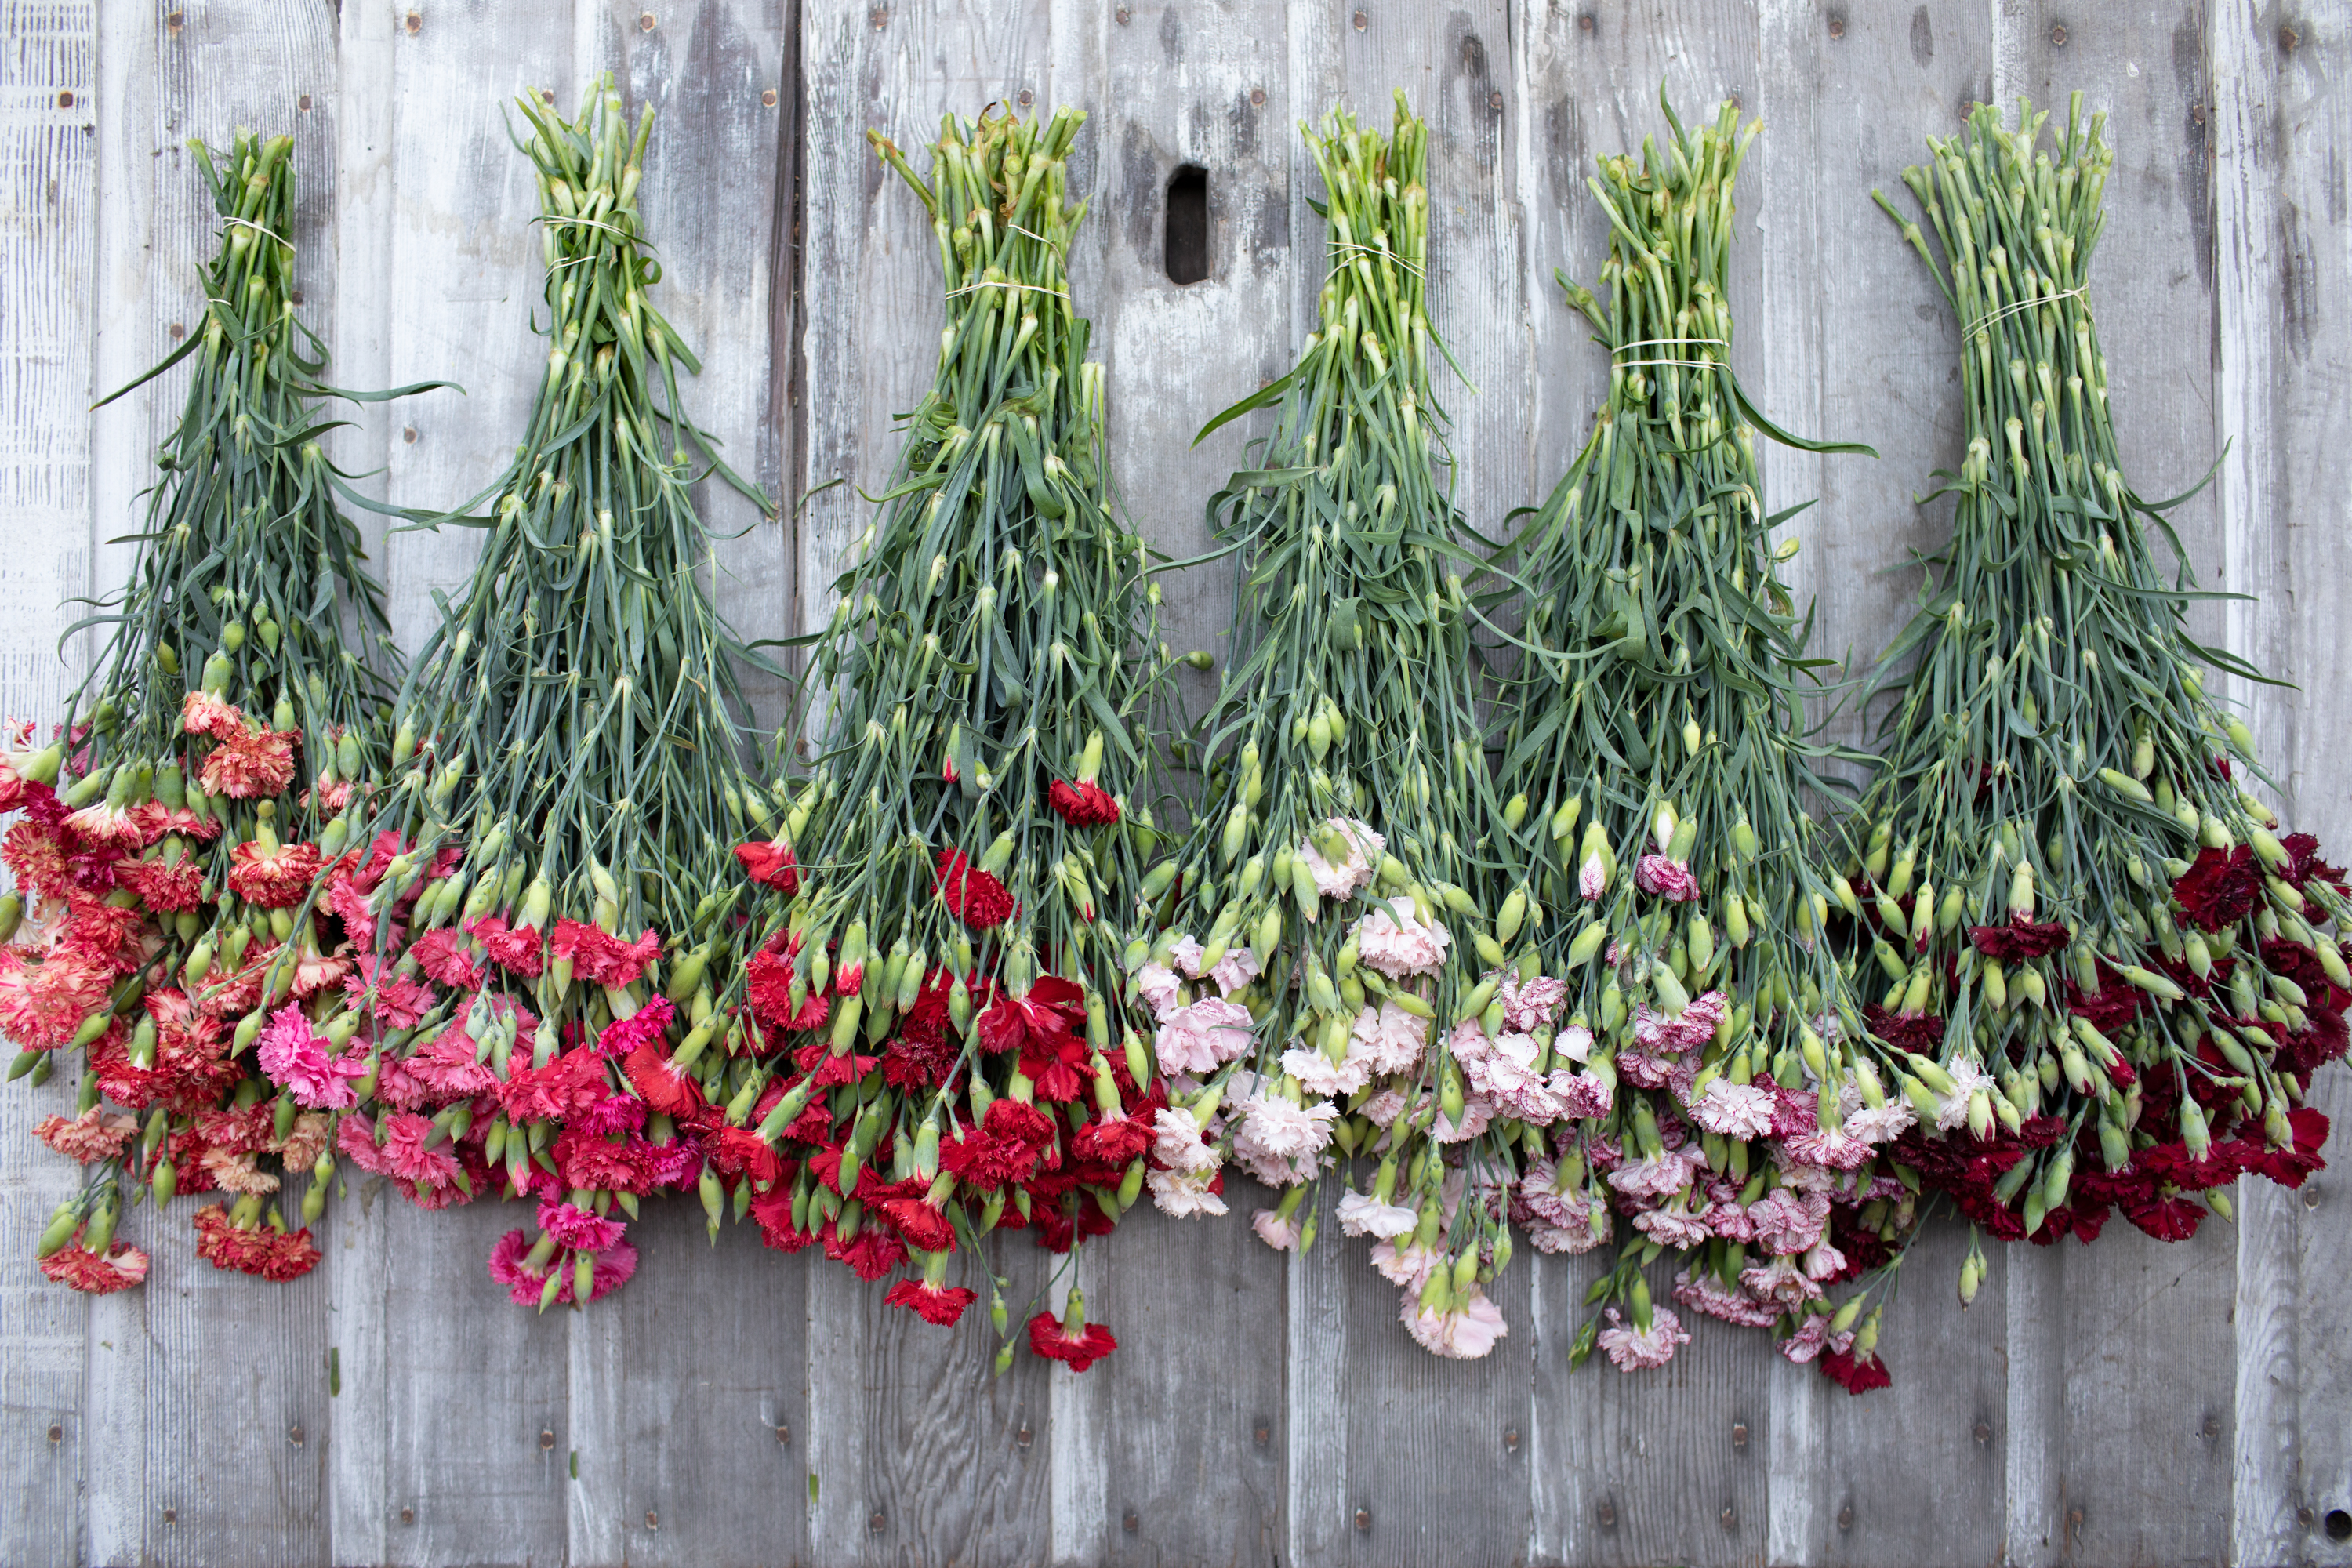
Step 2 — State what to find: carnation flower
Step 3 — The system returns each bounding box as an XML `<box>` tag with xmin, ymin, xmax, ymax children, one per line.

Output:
<box><xmin>550</xmin><ymin>920</ymin><xmax>662</xmax><ymax>988</ymax></box>
<box><xmin>1820</xmin><ymin>1345</ymin><xmax>1893</xmax><ymax>1395</ymax></box>
<box><xmin>1497</xmin><ymin>971</ymin><xmax>1567</xmax><ymax>1032</ymax></box>
<box><xmin>1280</xmin><ymin>1043</ymin><xmax>1370</xmax><ymax>1098</ymax></box>
<box><xmin>1152</xmin><ymin>996</ymin><xmax>1255</xmax><ymax>1075</ymax></box>
<box><xmin>884</xmin><ymin>1279</ymin><xmax>978</xmax><ymax>1326</ymax></box>
<box><xmin>467</xmin><ymin>916</ymin><xmax>545</xmax><ymax>978</ymax></box>
<box><xmin>1401</xmin><ymin>1287</ymin><xmax>1508</xmax><ymax>1359</ymax></box>
<box><xmin>935</xmin><ymin>848</ymin><xmax>1014</xmax><ymax>929</ymax></box>
<box><xmin>1671</xmin><ymin>1266</ymin><xmax>1781</xmax><ymax>1327</ymax></box>
<box><xmin>2172</xmin><ymin>844</ymin><xmax>2264</xmax><ymax>931</ymax></box>
<box><xmin>1149</xmin><ymin>1106</ymin><xmax>1220</xmax><ymax>1174</ymax></box>
<box><xmin>1597</xmin><ymin>1306</ymin><xmax>1691</xmax><ymax>1370</ymax></box>
<box><xmin>198</xmin><ymin>726</ymin><xmax>298</xmax><ymax>799</ymax></box>
<box><xmin>733</xmin><ymin>840</ymin><xmax>800</xmax><ymax>891</ymax></box>
<box><xmin>1632</xmin><ymin>1203</ymin><xmax>1716</xmax><ymax>1249</ymax></box>
<box><xmin>33</xmin><ymin>1109</ymin><xmax>139</xmax><ymax>1163</ymax></box>
<box><xmin>1966</xmin><ymin>916</ymin><xmax>2071</xmax><ymax>960</ymax></box>
<box><xmin>1634</xmin><ymin>854</ymin><xmax>1700</xmax><ymax>902</ymax></box>
<box><xmin>1131</xmin><ymin>961</ymin><xmax>1185</xmax><ymax>1021</ymax></box>
<box><xmin>1298</xmin><ymin>817</ymin><xmax>1383</xmax><ymax>901</ymax></box>
<box><xmin>112</xmin><ymin>852</ymin><xmax>206</xmax><ymax>912</ymax></box>
<box><xmin>1688</xmin><ymin>1078</ymin><xmax>1778</xmax><ymax>1138</ymax></box>
<box><xmin>1578</xmin><ymin>851</ymin><xmax>1609</xmax><ymax>899</ymax></box>
<box><xmin>226</xmin><ymin>839</ymin><xmax>322</xmax><ymax>908</ymax></box>
<box><xmin>1746</xmin><ymin>1189</ymin><xmax>1832</xmax><ymax>1257</ymax></box>
<box><xmin>1369</xmin><ymin>1237</ymin><xmax>1444</xmax><ymax>1289</ymax></box>
<box><xmin>539</xmin><ymin>1198</ymin><xmax>627</xmax><ymax>1252</ymax></box>
<box><xmin>1027</xmin><ymin>1308</ymin><xmax>1117</xmax><ymax>1371</ymax></box>
<box><xmin>1145</xmin><ymin>1166</ymin><xmax>1228</xmax><ymax>1218</ymax></box>
<box><xmin>62</xmin><ymin>800</ymin><xmax>143</xmax><ymax>855</ymax></box>
<box><xmin>1347</xmin><ymin>1000</ymin><xmax>1428</xmax><ymax>1075</ymax></box>
<box><xmin>192</xmin><ymin>1206</ymin><xmax>322</xmax><ymax>1282</ymax></box>
<box><xmin>1335</xmin><ymin>1188</ymin><xmax>1417</xmax><ymax>1239</ymax></box>
<box><xmin>1204</xmin><ymin>943</ymin><xmax>1260</xmax><ymax>996</ymax></box>
<box><xmin>38</xmin><ymin>1238</ymin><xmax>150</xmax><ymax>1294</ymax></box>
<box><xmin>256</xmin><ymin>1004</ymin><xmax>366</xmax><ymax>1109</ymax></box>
<box><xmin>1351</xmin><ymin>897</ymin><xmax>1452</xmax><ymax>979</ymax></box>
<box><xmin>409</xmin><ymin>927</ymin><xmax>485</xmax><ymax>990</ymax></box>
<box><xmin>1047</xmin><ymin>779</ymin><xmax>1121</xmax><ymax>827</ymax></box>
<box><xmin>180</xmin><ymin>689</ymin><xmax>244</xmax><ymax>739</ymax></box>
<box><xmin>1632</xmin><ymin>988</ymin><xmax>1727</xmax><ymax>1053</ymax></box>
<box><xmin>1250</xmin><ymin>1208</ymin><xmax>1303</xmax><ymax>1250</ymax></box>
<box><xmin>1235</xmin><ymin>1093</ymin><xmax>1337</xmax><ymax>1162</ymax></box>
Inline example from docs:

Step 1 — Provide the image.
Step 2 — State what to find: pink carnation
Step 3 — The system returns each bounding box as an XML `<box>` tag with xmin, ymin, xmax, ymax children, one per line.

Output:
<box><xmin>1152</xmin><ymin>997</ymin><xmax>1255</xmax><ymax>1075</ymax></box>
<box><xmin>255</xmin><ymin>1004</ymin><xmax>365</xmax><ymax>1109</ymax></box>
<box><xmin>538</xmin><ymin>1198</ymin><xmax>627</xmax><ymax>1252</ymax></box>
<box><xmin>1687</xmin><ymin>1078</ymin><xmax>1778</xmax><ymax>1139</ymax></box>
<box><xmin>1634</xmin><ymin>855</ymin><xmax>1699</xmax><ymax>902</ymax></box>
<box><xmin>1351</xmin><ymin>898</ymin><xmax>1452</xmax><ymax>980</ymax></box>
<box><xmin>1400</xmin><ymin>1287</ymin><xmax>1508</xmax><ymax>1359</ymax></box>
<box><xmin>1597</xmin><ymin>1305</ymin><xmax>1690</xmax><ymax>1370</ymax></box>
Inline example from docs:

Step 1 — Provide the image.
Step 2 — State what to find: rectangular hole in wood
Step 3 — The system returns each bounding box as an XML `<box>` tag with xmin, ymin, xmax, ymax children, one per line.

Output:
<box><xmin>1165</xmin><ymin>164</ymin><xmax>1209</xmax><ymax>285</ymax></box>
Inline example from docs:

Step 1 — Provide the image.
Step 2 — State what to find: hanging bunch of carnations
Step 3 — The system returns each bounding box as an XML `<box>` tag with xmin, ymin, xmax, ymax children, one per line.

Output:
<box><xmin>1489</xmin><ymin>96</ymin><xmax>1910</xmax><ymax>1391</ymax></box>
<box><xmin>734</xmin><ymin>104</ymin><xmax>1180</xmax><ymax>1370</ymax></box>
<box><xmin>1135</xmin><ymin>93</ymin><xmax>1544</xmax><ymax>1362</ymax></box>
<box><xmin>1850</xmin><ymin>95</ymin><xmax>2339</xmax><ymax>1258</ymax></box>
<box><xmin>13</xmin><ymin>132</ymin><xmax>433</xmax><ymax>1294</ymax></box>
<box><xmin>253</xmin><ymin>78</ymin><xmax>789</xmax><ymax>1312</ymax></box>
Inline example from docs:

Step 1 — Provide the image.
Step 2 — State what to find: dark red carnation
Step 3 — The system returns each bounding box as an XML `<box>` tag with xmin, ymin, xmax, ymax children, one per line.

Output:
<box><xmin>734</xmin><ymin>840</ymin><xmax>801</xmax><ymax>892</ymax></box>
<box><xmin>1967</xmin><ymin>917</ymin><xmax>2071</xmax><ymax>961</ymax></box>
<box><xmin>824</xmin><ymin>1220</ymin><xmax>907</xmax><ymax>1282</ymax></box>
<box><xmin>2121</xmin><ymin>1190</ymin><xmax>2205</xmax><ymax>1241</ymax></box>
<box><xmin>884</xmin><ymin>1279</ymin><xmax>978</xmax><ymax>1326</ymax></box>
<box><xmin>1069</xmin><ymin>1110</ymin><xmax>1154</xmax><ymax>1166</ymax></box>
<box><xmin>1047</xmin><ymin>779</ymin><xmax>1120</xmax><ymax>828</ymax></box>
<box><xmin>1861</xmin><ymin>1004</ymin><xmax>1944</xmax><ymax>1053</ymax></box>
<box><xmin>2278</xmin><ymin>833</ymin><xmax>2347</xmax><ymax>894</ymax></box>
<box><xmin>1819</xmin><ymin>1347</ymin><xmax>1892</xmax><ymax>1396</ymax></box>
<box><xmin>1027</xmin><ymin>1312</ymin><xmax>1116</xmax><ymax>1371</ymax></box>
<box><xmin>881</xmin><ymin>1033</ymin><xmax>962</xmax><ymax>1093</ymax></box>
<box><xmin>935</xmin><ymin>848</ymin><xmax>1014</xmax><ymax>930</ymax></box>
<box><xmin>2173</xmin><ymin>845</ymin><xmax>2264</xmax><ymax>931</ymax></box>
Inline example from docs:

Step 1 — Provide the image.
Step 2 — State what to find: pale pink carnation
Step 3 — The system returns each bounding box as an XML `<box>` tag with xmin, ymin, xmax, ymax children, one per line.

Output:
<box><xmin>1250</xmin><ymin>1209</ymin><xmax>1302</xmax><ymax>1251</ymax></box>
<box><xmin>1402</xmin><ymin>1287</ymin><xmax>1508</xmax><ymax>1359</ymax></box>
<box><xmin>1335</xmin><ymin>1188</ymin><xmax>1417</xmax><ymax>1239</ymax></box>
<box><xmin>1207</xmin><ymin>945</ymin><xmax>1261</xmax><ymax>996</ymax></box>
<box><xmin>1131</xmin><ymin>962</ymin><xmax>1185</xmax><ymax>1021</ymax></box>
<box><xmin>1632</xmin><ymin>989</ymin><xmax>1727</xmax><ymax>1053</ymax></box>
<box><xmin>1281</xmin><ymin>1044</ymin><xmax>1369</xmax><ymax>1098</ymax></box>
<box><xmin>1633</xmin><ymin>1204</ymin><xmax>1716</xmax><ymax>1249</ymax></box>
<box><xmin>1299</xmin><ymin>817</ymin><xmax>1384</xmax><ymax>901</ymax></box>
<box><xmin>1360</xmin><ymin>1088</ymin><xmax>1408</xmax><ymax>1127</ymax></box>
<box><xmin>1150</xmin><ymin>1106</ymin><xmax>1220</xmax><ymax>1174</ymax></box>
<box><xmin>1606</xmin><ymin>1146</ymin><xmax>1704</xmax><ymax>1203</ymax></box>
<box><xmin>1153</xmin><ymin>997</ymin><xmax>1256</xmax><ymax>1075</ymax></box>
<box><xmin>1351</xmin><ymin>898</ymin><xmax>1452</xmax><ymax>980</ymax></box>
<box><xmin>1347</xmin><ymin>1001</ymin><xmax>1428</xmax><ymax>1075</ymax></box>
<box><xmin>1598</xmin><ymin>1306</ymin><xmax>1690</xmax><ymax>1370</ymax></box>
<box><xmin>1236</xmin><ymin>1094</ymin><xmax>1336</xmax><ymax>1162</ymax></box>
<box><xmin>1146</xmin><ymin>1166</ymin><xmax>1227</xmax><ymax>1218</ymax></box>
<box><xmin>1780</xmin><ymin>1310</ymin><xmax>1856</xmax><ymax>1364</ymax></box>
<box><xmin>1688</xmin><ymin>1078</ymin><xmax>1778</xmax><ymax>1139</ymax></box>
<box><xmin>1496</xmin><ymin>971</ymin><xmax>1567</xmax><ymax>1032</ymax></box>
<box><xmin>1675</xmin><ymin>1267</ymin><xmax>1782</xmax><ymax>1328</ymax></box>
<box><xmin>1168</xmin><ymin>936</ymin><xmax>1207</xmax><ymax>978</ymax></box>
<box><xmin>1740</xmin><ymin>1255</ymin><xmax>1823</xmax><ymax>1306</ymax></box>
<box><xmin>1747</xmin><ymin>1189</ymin><xmax>1831</xmax><ymax>1256</ymax></box>
<box><xmin>1578</xmin><ymin>851</ymin><xmax>1608</xmax><ymax>899</ymax></box>
<box><xmin>1843</xmin><ymin>1099</ymin><xmax>1918</xmax><ymax>1145</ymax></box>
<box><xmin>1369</xmin><ymin>1237</ymin><xmax>1444</xmax><ymax>1289</ymax></box>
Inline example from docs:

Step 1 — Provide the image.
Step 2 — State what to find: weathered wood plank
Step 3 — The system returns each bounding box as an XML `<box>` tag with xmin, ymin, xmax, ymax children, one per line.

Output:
<box><xmin>0</xmin><ymin>5</ymin><xmax>100</xmax><ymax>1563</ymax></box>
<box><xmin>2212</xmin><ymin>3</ymin><xmax>2352</xmax><ymax>1564</ymax></box>
<box><xmin>794</xmin><ymin>5</ymin><xmax>1062</xmax><ymax>1563</ymax></box>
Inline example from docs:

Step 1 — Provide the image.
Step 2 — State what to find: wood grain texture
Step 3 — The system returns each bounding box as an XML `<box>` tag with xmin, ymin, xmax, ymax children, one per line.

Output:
<box><xmin>0</xmin><ymin>3</ymin><xmax>97</xmax><ymax>1564</ymax></box>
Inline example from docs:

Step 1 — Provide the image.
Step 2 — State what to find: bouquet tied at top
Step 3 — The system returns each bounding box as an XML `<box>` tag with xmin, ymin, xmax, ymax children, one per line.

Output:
<box><xmin>16</xmin><ymin>131</ymin><xmax>434</xmax><ymax>1293</ymax></box>
<box><xmin>734</xmin><ymin>103</ymin><xmax>1181</xmax><ymax>1370</ymax></box>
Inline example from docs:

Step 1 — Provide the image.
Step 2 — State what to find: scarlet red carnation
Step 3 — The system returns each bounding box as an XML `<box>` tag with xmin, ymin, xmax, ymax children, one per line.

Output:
<box><xmin>884</xmin><ymin>1278</ymin><xmax>978</xmax><ymax>1326</ymax></box>
<box><xmin>1027</xmin><ymin>1311</ymin><xmax>1117</xmax><ymax>1371</ymax></box>
<box><xmin>1047</xmin><ymin>779</ymin><xmax>1120</xmax><ymax>828</ymax></box>
<box><xmin>935</xmin><ymin>848</ymin><xmax>1014</xmax><ymax>930</ymax></box>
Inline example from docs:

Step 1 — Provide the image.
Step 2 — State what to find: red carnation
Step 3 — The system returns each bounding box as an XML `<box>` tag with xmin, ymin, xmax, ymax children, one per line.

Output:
<box><xmin>1048</xmin><ymin>779</ymin><xmax>1120</xmax><ymax>828</ymax></box>
<box><xmin>623</xmin><ymin>1041</ymin><xmax>707</xmax><ymax>1118</ymax></box>
<box><xmin>881</xmin><ymin>1033</ymin><xmax>962</xmax><ymax>1092</ymax></box>
<box><xmin>466</xmin><ymin>916</ymin><xmax>546</xmax><ymax>978</ymax></box>
<box><xmin>551</xmin><ymin>920</ymin><xmax>664</xmax><ymax>988</ymax></box>
<box><xmin>1027</xmin><ymin>1310</ymin><xmax>1117</xmax><ymax>1371</ymax></box>
<box><xmin>825</xmin><ymin>1221</ymin><xmax>908</xmax><ymax>1282</ymax></box>
<box><xmin>935</xmin><ymin>848</ymin><xmax>1014</xmax><ymax>930</ymax></box>
<box><xmin>735</xmin><ymin>840</ymin><xmax>801</xmax><ymax>892</ymax></box>
<box><xmin>747</xmin><ymin>949</ymin><xmax>829</xmax><ymax>1032</ymax></box>
<box><xmin>1967</xmin><ymin>917</ymin><xmax>2071</xmax><ymax>961</ymax></box>
<box><xmin>2173</xmin><ymin>845</ymin><xmax>2264</xmax><ymax>931</ymax></box>
<box><xmin>884</xmin><ymin>1279</ymin><xmax>978</xmax><ymax>1327</ymax></box>
<box><xmin>2278</xmin><ymin>833</ymin><xmax>2347</xmax><ymax>894</ymax></box>
<box><xmin>875</xmin><ymin>1190</ymin><xmax>958</xmax><ymax>1254</ymax></box>
<box><xmin>1069</xmin><ymin>1109</ymin><xmax>1154</xmax><ymax>1165</ymax></box>
<box><xmin>112</xmin><ymin>853</ymin><xmax>205</xmax><ymax>913</ymax></box>
<box><xmin>2121</xmin><ymin>1190</ymin><xmax>2205</xmax><ymax>1241</ymax></box>
<box><xmin>226</xmin><ymin>839</ymin><xmax>322</xmax><ymax>908</ymax></box>
<box><xmin>38</xmin><ymin>1238</ymin><xmax>150</xmax><ymax>1294</ymax></box>
<box><xmin>1819</xmin><ymin>1347</ymin><xmax>1892</xmax><ymax>1396</ymax></box>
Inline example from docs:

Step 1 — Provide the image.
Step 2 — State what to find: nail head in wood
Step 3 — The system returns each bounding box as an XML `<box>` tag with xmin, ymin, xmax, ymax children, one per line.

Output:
<box><xmin>1596</xmin><ymin>1500</ymin><xmax>1617</xmax><ymax>1530</ymax></box>
<box><xmin>298</xmin><ymin>94</ymin><xmax>312</xmax><ymax>111</ymax></box>
<box><xmin>1826</xmin><ymin>13</ymin><xmax>1846</xmax><ymax>39</ymax></box>
<box><xmin>403</xmin><ymin>426</ymin><xmax>418</xmax><ymax>444</ymax></box>
<box><xmin>1838</xmin><ymin>1502</ymin><xmax>1855</xmax><ymax>1531</ymax></box>
<box><xmin>1116</xmin><ymin>5</ymin><xmax>1130</xmax><ymax>20</ymax></box>
<box><xmin>55</xmin><ymin>90</ymin><xmax>73</xmax><ymax>109</ymax></box>
<box><xmin>2191</xmin><ymin>102</ymin><xmax>2207</xmax><ymax>124</ymax></box>
<box><xmin>1731</xmin><ymin>1421</ymin><xmax>1749</xmax><ymax>1450</ymax></box>
<box><xmin>640</xmin><ymin>11</ymin><xmax>655</xmax><ymax>31</ymax></box>
<box><xmin>869</xmin><ymin>6</ymin><xmax>887</xmax><ymax>29</ymax></box>
<box><xmin>1721</xmin><ymin>1505</ymin><xmax>1737</xmax><ymax>1530</ymax></box>
<box><xmin>289</xmin><ymin>1424</ymin><xmax>304</xmax><ymax>1445</ymax></box>
<box><xmin>1973</xmin><ymin>1419</ymin><xmax>1992</xmax><ymax>1444</ymax></box>
<box><xmin>1489</xmin><ymin>90</ymin><xmax>1503</xmax><ymax>109</ymax></box>
<box><xmin>645</xmin><ymin>1511</ymin><xmax>659</xmax><ymax>1530</ymax></box>
<box><xmin>2299</xmin><ymin>1506</ymin><xmax>2317</xmax><ymax>1527</ymax></box>
<box><xmin>169</xmin><ymin>323</ymin><xmax>185</xmax><ymax>339</ymax></box>
<box><xmin>1250</xmin><ymin>88</ymin><xmax>1266</xmax><ymax>107</ymax></box>
<box><xmin>400</xmin><ymin>1507</ymin><xmax>416</xmax><ymax>1525</ymax></box>
<box><xmin>47</xmin><ymin>1424</ymin><xmax>62</xmax><ymax>1443</ymax></box>
<box><xmin>163</xmin><ymin>1508</ymin><xmax>176</xmax><ymax>1525</ymax></box>
<box><xmin>1577</xmin><ymin>10</ymin><xmax>1595</xmax><ymax>31</ymax></box>
<box><xmin>1253</xmin><ymin>1422</ymin><xmax>1269</xmax><ymax>1446</ymax></box>
<box><xmin>1015</xmin><ymin>1425</ymin><xmax>1033</xmax><ymax>1450</ymax></box>
<box><xmin>2303</xmin><ymin>1185</ymin><xmax>2320</xmax><ymax>1208</ymax></box>
<box><xmin>2281</xmin><ymin>24</ymin><xmax>2301</xmax><ymax>51</ymax></box>
<box><xmin>1503</xmin><ymin>1428</ymin><xmax>1519</xmax><ymax>1452</ymax></box>
<box><xmin>1018</xmin><ymin>89</ymin><xmax>1034</xmax><ymax>107</ymax></box>
<box><xmin>405</xmin><ymin>11</ymin><xmax>421</xmax><ymax>35</ymax></box>
<box><xmin>1123</xmin><ymin>1511</ymin><xmax>1139</xmax><ymax>1533</ymax></box>
<box><xmin>165</xmin><ymin>9</ymin><xmax>183</xmax><ymax>31</ymax></box>
<box><xmin>762</xmin><ymin>89</ymin><xmax>778</xmax><ymax>107</ymax></box>
<box><xmin>540</xmin><ymin>1428</ymin><xmax>556</xmax><ymax>1450</ymax></box>
<box><xmin>775</xmin><ymin>1422</ymin><xmax>790</xmax><ymax>1445</ymax></box>
<box><xmin>2050</xmin><ymin>23</ymin><xmax>2067</xmax><ymax>46</ymax></box>
<box><xmin>1354</xmin><ymin>1508</ymin><xmax>1371</xmax><ymax>1532</ymax></box>
<box><xmin>869</xmin><ymin>1511</ymin><xmax>886</xmax><ymax>1533</ymax></box>
<box><xmin>1352</xmin><ymin>10</ymin><xmax>1367</xmax><ymax>30</ymax></box>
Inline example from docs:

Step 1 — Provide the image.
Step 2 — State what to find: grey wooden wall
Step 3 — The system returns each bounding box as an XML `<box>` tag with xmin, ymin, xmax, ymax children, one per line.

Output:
<box><xmin>0</xmin><ymin>2</ymin><xmax>2345</xmax><ymax>1565</ymax></box>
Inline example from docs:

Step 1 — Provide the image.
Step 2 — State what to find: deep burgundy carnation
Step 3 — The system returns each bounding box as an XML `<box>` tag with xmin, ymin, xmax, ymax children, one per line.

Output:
<box><xmin>2173</xmin><ymin>845</ymin><xmax>2263</xmax><ymax>931</ymax></box>
<box><xmin>1967</xmin><ymin>917</ymin><xmax>2071</xmax><ymax>961</ymax></box>
<box><xmin>1861</xmin><ymin>1004</ymin><xmax>1944</xmax><ymax>1052</ymax></box>
<box><xmin>2278</xmin><ymin>832</ymin><xmax>2347</xmax><ymax>893</ymax></box>
<box><xmin>1820</xmin><ymin>1347</ymin><xmax>1892</xmax><ymax>1396</ymax></box>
